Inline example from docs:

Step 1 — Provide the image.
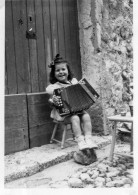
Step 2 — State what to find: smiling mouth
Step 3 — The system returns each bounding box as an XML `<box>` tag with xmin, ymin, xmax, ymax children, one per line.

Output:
<box><xmin>59</xmin><ymin>75</ymin><xmax>65</xmax><ymax>77</ymax></box>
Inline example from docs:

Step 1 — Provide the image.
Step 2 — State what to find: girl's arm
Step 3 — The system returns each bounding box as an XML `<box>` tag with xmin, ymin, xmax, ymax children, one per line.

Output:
<box><xmin>46</xmin><ymin>84</ymin><xmax>61</xmax><ymax>107</ymax></box>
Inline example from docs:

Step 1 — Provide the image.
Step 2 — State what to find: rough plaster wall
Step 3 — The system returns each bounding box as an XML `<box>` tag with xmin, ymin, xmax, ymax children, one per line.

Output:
<box><xmin>77</xmin><ymin>0</ymin><xmax>106</xmax><ymax>134</ymax></box>
<box><xmin>77</xmin><ymin>0</ymin><xmax>133</xmax><ymax>134</ymax></box>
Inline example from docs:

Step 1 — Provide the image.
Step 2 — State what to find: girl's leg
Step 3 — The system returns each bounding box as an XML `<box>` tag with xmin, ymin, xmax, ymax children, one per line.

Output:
<box><xmin>70</xmin><ymin>115</ymin><xmax>82</xmax><ymax>138</ymax></box>
<box><xmin>81</xmin><ymin>112</ymin><xmax>98</xmax><ymax>149</ymax></box>
<box><xmin>70</xmin><ymin>115</ymin><xmax>88</xmax><ymax>150</ymax></box>
<box><xmin>81</xmin><ymin>112</ymin><xmax>92</xmax><ymax>136</ymax></box>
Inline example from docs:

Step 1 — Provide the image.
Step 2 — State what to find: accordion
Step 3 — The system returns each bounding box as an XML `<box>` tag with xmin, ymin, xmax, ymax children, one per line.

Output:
<box><xmin>54</xmin><ymin>78</ymin><xmax>99</xmax><ymax>116</ymax></box>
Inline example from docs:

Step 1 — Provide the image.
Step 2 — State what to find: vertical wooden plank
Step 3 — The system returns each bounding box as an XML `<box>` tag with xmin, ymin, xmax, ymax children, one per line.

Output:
<box><xmin>27</xmin><ymin>92</ymin><xmax>54</xmax><ymax>148</ymax></box>
<box><xmin>62</xmin><ymin>0</ymin><xmax>72</xmax><ymax>65</ymax></box>
<box><xmin>26</xmin><ymin>0</ymin><xmax>39</xmax><ymax>92</ymax></box>
<box><xmin>5</xmin><ymin>51</ymin><xmax>9</xmax><ymax>95</ymax></box>
<box><xmin>56</xmin><ymin>0</ymin><xmax>66</xmax><ymax>58</ymax></box>
<box><xmin>5</xmin><ymin>0</ymin><xmax>17</xmax><ymax>94</ymax></box>
<box><xmin>12</xmin><ymin>0</ymin><xmax>31</xmax><ymax>94</ymax></box>
<box><xmin>5</xmin><ymin>94</ymin><xmax>29</xmax><ymax>154</ymax></box>
<box><xmin>42</xmin><ymin>0</ymin><xmax>52</xmax><ymax>85</ymax></box>
<box><xmin>68</xmin><ymin>0</ymin><xmax>77</xmax><ymax>77</ymax></box>
<box><xmin>68</xmin><ymin>0</ymin><xmax>80</xmax><ymax>79</ymax></box>
<box><xmin>72</xmin><ymin>0</ymin><xmax>82</xmax><ymax>79</ymax></box>
<box><xmin>34</xmin><ymin>0</ymin><xmax>46</xmax><ymax>91</ymax></box>
<box><xmin>49</xmin><ymin>0</ymin><xmax>59</xmax><ymax>57</ymax></box>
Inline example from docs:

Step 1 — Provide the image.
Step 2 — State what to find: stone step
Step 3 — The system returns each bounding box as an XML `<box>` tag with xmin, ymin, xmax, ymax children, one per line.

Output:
<box><xmin>5</xmin><ymin>135</ymin><xmax>112</xmax><ymax>183</ymax></box>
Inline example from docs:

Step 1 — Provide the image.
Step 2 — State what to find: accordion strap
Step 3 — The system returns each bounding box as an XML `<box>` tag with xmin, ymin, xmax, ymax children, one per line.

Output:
<box><xmin>80</xmin><ymin>83</ymin><xmax>96</xmax><ymax>102</ymax></box>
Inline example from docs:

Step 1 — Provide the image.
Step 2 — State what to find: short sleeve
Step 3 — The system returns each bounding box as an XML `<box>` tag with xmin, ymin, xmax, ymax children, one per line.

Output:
<box><xmin>46</xmin><ymin>84</ymin><xmax>55</xmax><ymax>95</ymax></box>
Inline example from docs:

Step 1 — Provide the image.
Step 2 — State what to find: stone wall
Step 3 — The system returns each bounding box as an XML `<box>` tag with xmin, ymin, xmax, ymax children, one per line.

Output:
<box><xmin>77</xmin><ymin>0</ymin><xmax>133</xmax><ymax>134</ymax></box>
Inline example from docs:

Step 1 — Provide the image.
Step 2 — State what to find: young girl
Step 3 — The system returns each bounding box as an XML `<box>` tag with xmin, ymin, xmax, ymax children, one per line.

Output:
<box><xmin>46</xmin><ymin>54</ymin><xmax>98</xmax><ymax>151</ymax></box>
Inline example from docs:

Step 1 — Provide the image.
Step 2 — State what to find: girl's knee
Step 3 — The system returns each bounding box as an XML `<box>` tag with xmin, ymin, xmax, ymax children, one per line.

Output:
<box><xmin>70</xmin><ymin>115</ymin><xmax>80</xmax><ymax>123</ymax></box>
<box><xmin>82</xmin><ymin>113</ymin><xmax>91</xmax><ymax>122</ymax></box>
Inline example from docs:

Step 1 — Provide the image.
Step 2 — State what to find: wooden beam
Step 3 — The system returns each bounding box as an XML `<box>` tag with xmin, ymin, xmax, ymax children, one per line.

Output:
<box><xmin>5</xmin><ymin>94</ymin><xmax>29</xmax><ymax>155</ymax></box>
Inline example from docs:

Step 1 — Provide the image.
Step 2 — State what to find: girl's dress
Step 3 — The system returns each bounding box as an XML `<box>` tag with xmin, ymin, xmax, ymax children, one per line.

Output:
<box><xmin>46</xmin><ymin>78</ymin><xmax>78</xmax><ymax>121</ymax></box>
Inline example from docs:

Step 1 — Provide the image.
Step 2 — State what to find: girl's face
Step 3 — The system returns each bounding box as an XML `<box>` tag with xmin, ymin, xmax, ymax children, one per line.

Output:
<box><xmin>54</xmin><ymin>63</ymin><xmax>69</xmax><ymax>83</ymax></box>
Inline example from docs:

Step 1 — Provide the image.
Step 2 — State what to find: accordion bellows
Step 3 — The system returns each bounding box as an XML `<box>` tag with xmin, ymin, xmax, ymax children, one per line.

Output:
<box><xmin>54</xmin><ymin>78</ymin><xmax>99</xmax><ymax>116</ymax></box>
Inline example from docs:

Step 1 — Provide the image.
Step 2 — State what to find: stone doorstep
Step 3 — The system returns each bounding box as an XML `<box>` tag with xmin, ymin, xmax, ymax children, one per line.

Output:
<box><xmin>4</xmin><ymin>135</ymin><xmax>112</xmax><ymax>184</ymax></box>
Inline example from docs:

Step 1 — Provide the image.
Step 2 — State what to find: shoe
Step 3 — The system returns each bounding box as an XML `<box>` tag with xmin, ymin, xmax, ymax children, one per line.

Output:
<box><xmin>85</xmin><ymin>135</ymin><xmax>98</xmax><ymax>149</ymax></box>
<box><xmin>76</xmin><ymin>135</ymin><xmax>89</xmax><ymax>150</ymax></box>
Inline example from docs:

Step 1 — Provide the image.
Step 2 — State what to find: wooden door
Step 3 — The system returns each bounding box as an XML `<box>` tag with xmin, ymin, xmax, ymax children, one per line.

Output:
<box><xmin>5</xmin><ymin>0</ymin><xmax>82</xmax><ymax>153</ymax></box>
<box><xmin>5</xmin><ymin>0</ymin><xmax>82</xmax><ymax>94</ymax></box>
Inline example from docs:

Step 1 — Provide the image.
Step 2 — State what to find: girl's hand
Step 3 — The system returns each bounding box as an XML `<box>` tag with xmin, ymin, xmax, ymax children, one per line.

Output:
<box><xmin>52</xmin><ymin>95</ymin><xmax>61</xmax><ymax>106</ymax></box>
<box><xmin>79</xmin><ymin>79</ymin><xmax>85</xmax><ymax>85</ymax></box>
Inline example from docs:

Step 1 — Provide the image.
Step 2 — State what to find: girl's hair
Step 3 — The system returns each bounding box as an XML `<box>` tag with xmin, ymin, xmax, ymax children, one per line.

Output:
<box><xmin>49</xmin><ymin>54</ymin><xmax>74</xmax><ymax>84</ymax></box>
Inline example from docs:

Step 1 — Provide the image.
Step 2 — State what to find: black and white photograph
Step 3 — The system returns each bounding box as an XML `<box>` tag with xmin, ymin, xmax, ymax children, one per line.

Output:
<box><xmin>1</xmin><ymin>0</ymin><xmax>138</xmax><ymax>194</ymax></box>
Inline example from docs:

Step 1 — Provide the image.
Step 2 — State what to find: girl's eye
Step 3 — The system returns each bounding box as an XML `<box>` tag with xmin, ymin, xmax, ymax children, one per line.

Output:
<box><xmin>56</xmin><ymin>68</ymin><xmax>65</xmax><ymax>72</ymax></box>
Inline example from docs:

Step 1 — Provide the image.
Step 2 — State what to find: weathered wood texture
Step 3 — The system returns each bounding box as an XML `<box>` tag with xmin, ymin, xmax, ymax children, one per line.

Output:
<box><xmin>5</xmin><ymin>0</ymin><xmax>17</xmax><ymax>94</ymax></box>
<box><xmin>12</xmin><ymin>0</ymin><xmax>31</xmax><ymax>93</ymax></box>
<box><xmin>5</xmin><ymin>0</ymin><xmax>81</xmax><ymax>94</ymax></box>
<box><xmin>5</xmin><ymin>93</ymin><xmax>57</xmax><ymax>154</ymax></box>
<box><xmin>5</xmin><ymin>0</ymin><xmax>81</xmax><ymax>154</ymax></box>
<box><xmin>5</xmin><ymin>95</ymin><xmax>29</xmax><ymax>155</ymax></box>
<box><xmin>67</xmin><ymin>0</ymin><xmax>82</xmax><ymax>78</ymax></box>
<box><xmin>5</xmin><ymin>92</ymin><xmax>75</xmax><ymax>154</ymax></box>
<box><xmin>27</xmin><ymin>93</ymin><xmax>54</xmax><ymax>148</ymax></box>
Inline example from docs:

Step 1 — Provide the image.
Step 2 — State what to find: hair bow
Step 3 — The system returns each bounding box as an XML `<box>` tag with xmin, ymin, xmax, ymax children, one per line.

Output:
<box><xmin>48</xmin><ymin>54</ymin><xmax>61</xmax><ymax>68</ymax></box>
<box><xmin>48</xmin><ymin>60</ymin><xmax>55</xmax><ymax>68</ymax></box>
